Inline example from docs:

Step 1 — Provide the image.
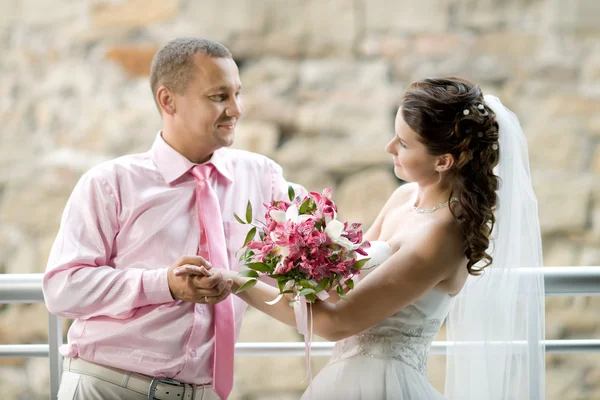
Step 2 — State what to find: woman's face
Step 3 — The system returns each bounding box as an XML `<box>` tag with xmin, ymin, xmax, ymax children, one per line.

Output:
<box><xmin>385</xmin><ymin>107</ymin><xmax>440</xmax><ymax>184</ymax></box>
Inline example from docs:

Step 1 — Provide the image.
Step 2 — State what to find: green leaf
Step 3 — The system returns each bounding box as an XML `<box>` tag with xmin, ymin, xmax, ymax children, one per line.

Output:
<box><xmin>354</xmin><ymin>258</ymin><xmax>371</xmax><ymax>270</ymax></box>
<box><xmin>246</xmin><ymin>262</ymin><xmax>272</xmax><ymax>272</ymax></box>
<box><xmin>298</xmin><ymin>197</ymin><xmax>311</xmax><ymax>214</ymax></box>
<box><xmin>239</xmin><ymin>248</ymin><xmax>254</xmax><ymax>263</ymax></box>
<box><xmin>277</xmin><ymin>278</ymin><xmax>288</xmax><ymax>292</ymax></box>
<box><xmin>298</xmin><ymin>280</ymin><xmax>315</xmax><ymax>289</ymax></box>
<box><xmin>268</xmin><ymin>256</ymin><xmax>282</xmax><ymax>269</ymax></box>
<box><xmin>345</xmin><ymin>279</ymin><xmax>355</xmax><ymax>290</ymax></box>
<box><xmin>245</xmin><ymin>200</ymin><xmax>253</xmax><ymax>224</ymax></box>
<box><xmin>233</xmin><ymin>212</ymin><xmax>246</xmax><ymax>225</ymax></box>
<box><xmin>315</xmin><ymin>278</ymin><xmax>329</xmax><ymax>293</ymax></box>
<box><xmin>281</xmin><ymin>290</ymin><xmax>294</xmax><ymax>294</ymax></box>
<box><xmin>288</xmin><ymin>185</ymin><xmax>295</xmax><ymax>201</ymax></box>
<box><xmin>235</xmin><ymin>279</ymin><xmax>257</xmax><ymax>294</ymax></box>
<box><xmin>314</xmin><ymin>220</ymin><xmax>324</xmax><ymax>231</ymax></box>
<box><xmin>336</xmin><ymin>284</ymin><xmax>349</xmax><ymax>301</ymax></box>
<box><xmin>298</xmin><ymin>288</ymin><xmax>316</xmax><ymax>297</ymax></box>
<box><xmin>243</xmin><ymin>227</ymin><xmax>257</xmax><ymax>248</ymax></box>
<box><xmin>238</xmin><ymin>270</ymin><xmax>260</xmax><ymax>278</ymax></box>
<box><xmin>337</xmin><ymin>291</ymin><xmax>349</xmax><ymax>301</ymax></box>
<box><xmin>305</xmin><ymin>293</ymin><xmax>316</xmax><ymax>303</ymax></box>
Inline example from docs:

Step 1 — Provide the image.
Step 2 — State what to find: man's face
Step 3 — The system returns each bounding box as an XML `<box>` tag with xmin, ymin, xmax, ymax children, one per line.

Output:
<box><xmin>172</xmin><ymin>53</ymin><xmax>243</xmax><ymax>153</ymax></box>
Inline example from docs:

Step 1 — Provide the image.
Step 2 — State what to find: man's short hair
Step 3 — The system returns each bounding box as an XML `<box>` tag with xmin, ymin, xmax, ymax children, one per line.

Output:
<box><xmin>150</xmin><ymin>37</ymin><xmax>232</xmax><ymax>111</ymax></box>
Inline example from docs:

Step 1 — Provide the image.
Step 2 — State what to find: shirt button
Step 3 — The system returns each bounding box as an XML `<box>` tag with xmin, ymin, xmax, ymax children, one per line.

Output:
<box><xmin>189</xmin><ymin>350</ymin><xmax>196</xmax><ymax>358</ymax></box>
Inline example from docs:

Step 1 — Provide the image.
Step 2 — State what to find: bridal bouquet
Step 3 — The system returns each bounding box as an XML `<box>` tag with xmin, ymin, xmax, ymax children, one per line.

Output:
<box><xmin>234</xmin><ymin>187</ymin><xmax>370</xmax><ymax>384</ymax></box>
<box><xmin>234</xmin><ymin>187</ymin><xmax>371</xmax><ymax>304</ymax></box>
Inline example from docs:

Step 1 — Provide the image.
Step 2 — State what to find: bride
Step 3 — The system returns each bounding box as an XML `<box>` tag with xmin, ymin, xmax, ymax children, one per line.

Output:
<box><xmin>181</xmin><ymin>77</ymin><xmax>545</xmax><ymax>399</ymax></box>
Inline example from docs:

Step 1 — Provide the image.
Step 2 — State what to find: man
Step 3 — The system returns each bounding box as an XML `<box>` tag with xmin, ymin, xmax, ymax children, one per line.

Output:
<box><xmin>43</xmin><ymin>37</ymin><xmax>303</xmax><ymax>400</ymax></box>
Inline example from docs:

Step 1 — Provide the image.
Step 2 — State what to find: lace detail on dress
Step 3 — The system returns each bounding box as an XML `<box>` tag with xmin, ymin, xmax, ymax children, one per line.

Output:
<box><xmin>329</xmin><ymin>305</ymin><xmax>442</xmax><ymax>376</ymax></box>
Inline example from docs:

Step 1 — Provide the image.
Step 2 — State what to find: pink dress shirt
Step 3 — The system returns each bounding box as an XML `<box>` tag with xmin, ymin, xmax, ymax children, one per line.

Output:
<box><xmin>42</xmin><ymin>133</ymin><xmax>301</xmax><ymax>385</ymax></box>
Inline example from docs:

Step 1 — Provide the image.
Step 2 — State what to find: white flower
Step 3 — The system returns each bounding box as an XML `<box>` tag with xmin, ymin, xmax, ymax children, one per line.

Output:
<box><xmin>269</xmin><ymin>204</ymin><xmax>312</xmax><ymax>224</ymax></box>
<box><xmin>269</xmin><ymin>210</ymin><xmax>287</xmax><ymax>223</ymax></box>
<box><xmin>325</xmin><ymin>219</ymin><xmax>360</xmax><ymax>250</ymax></box>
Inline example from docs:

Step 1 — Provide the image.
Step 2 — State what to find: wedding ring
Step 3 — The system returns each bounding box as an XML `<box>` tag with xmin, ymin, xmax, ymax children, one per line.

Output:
<box><xmin>205</xmin><ymin>296</ymin><xmax>209</xmax><ymax>303</ymax></box>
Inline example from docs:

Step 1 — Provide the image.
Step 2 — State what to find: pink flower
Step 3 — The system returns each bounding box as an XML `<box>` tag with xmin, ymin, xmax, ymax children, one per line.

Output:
<box><xmin>308</xmin><ymin>190</ymin><xmax>338</xmax><ymax>222</ymax></box>
<box><xmin>296</xmin><ymin>218</ymin><xmax>316</xmax><ymax>237</ymax></box>
<box><xmin>306</xmin><ymin>230</ymin><xmax>329</xmax><ymax>247</ymax></box>
<box><xmin>275</xmin><ymin>259</ymin><xmax>295</xmax><ymax>275</ymax></box>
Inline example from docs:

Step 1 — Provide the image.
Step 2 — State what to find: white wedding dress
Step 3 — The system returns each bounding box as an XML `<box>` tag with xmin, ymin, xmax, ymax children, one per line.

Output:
<box><xmin>301</xmin><ymin>241</ymin><xmax>454</xmax><ymax>400</ymax></box>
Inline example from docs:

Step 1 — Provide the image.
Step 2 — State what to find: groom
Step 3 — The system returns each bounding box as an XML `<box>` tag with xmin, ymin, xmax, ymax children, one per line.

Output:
<box><xmin>43</xmin><ymin>37</ymin><xmax>304</xmax><ymax>400</ymax></box>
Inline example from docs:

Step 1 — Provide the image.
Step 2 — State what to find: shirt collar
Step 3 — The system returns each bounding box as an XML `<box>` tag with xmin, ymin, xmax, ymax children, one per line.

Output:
<box><xmin>208</xmin><ymin>148</ymin><xmax>234</xmax><ymax>183</ymax></box>
<box><xmin>150</xmin><ymin>132</ymin><xmax>233</xmax><ymax>184</ymax></box>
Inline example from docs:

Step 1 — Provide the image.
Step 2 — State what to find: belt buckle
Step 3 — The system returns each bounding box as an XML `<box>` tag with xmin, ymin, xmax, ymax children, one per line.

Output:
<box><xmin>148</xmin><ymin>377</ymin><xmax>185</xmax><ymax>400</ymax></box>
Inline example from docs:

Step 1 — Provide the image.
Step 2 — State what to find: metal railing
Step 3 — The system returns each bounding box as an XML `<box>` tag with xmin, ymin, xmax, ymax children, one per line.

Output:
<box><xmin>1</xmin><ymin>267</ymin><xmax>600</xmax><ymax>399</ymax></box>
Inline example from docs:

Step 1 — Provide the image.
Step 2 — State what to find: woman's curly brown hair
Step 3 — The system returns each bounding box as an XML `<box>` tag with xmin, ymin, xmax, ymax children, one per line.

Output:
<box><xmin>401</xmin><ymin>77</ymin><xmax>500</xmax><ymax>275</ymax></box>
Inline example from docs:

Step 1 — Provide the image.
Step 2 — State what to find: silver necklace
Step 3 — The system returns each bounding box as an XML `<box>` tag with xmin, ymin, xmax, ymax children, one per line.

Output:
<box><xmin>412</xmin><ymin>197</ymin><xmax>459</xmax><ymax>214</ymax></box>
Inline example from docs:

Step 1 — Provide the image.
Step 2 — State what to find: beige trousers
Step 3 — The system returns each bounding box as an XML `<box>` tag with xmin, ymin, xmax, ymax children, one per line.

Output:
<box><xmin>57</xmin><ymin>358</ymin><xmax>220</xmax><ymax>400</ymax></box>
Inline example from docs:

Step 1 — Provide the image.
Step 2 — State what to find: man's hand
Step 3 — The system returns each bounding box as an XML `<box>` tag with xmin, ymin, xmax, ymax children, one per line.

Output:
<box><xmin>167</xmin><ymin>256</ymin><xmax>232</xmax><ymax>304</ymax></box>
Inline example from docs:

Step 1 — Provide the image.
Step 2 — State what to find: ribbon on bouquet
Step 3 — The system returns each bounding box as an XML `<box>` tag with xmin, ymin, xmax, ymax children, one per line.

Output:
<box><xmin>292</xmin><ymin>290</ymin><xmax>329</xmax><ymax>383</ymax></box>
<box><xmin>266</xmin><ymin>286</ymin><xmax>329</xmax><ymax>396</ymax></box>
<box><xmin>293</xmin><ymin>296</ymin><xmax>314</xmax><ymax>389</ymax></box>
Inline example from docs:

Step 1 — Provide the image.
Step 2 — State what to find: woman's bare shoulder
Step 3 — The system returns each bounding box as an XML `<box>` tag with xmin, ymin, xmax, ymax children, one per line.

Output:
<box><xmin>390</xmin><ymin>182</ymin><xmax>417</xmax><ymax>205</ymax></box>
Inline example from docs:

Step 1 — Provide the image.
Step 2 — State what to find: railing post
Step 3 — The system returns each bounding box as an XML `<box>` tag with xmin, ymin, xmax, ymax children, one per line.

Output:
<box><xmin>528</xmin><ymin>294</ymin><xmax>544</xmax><ymax>400</ymax></box>
<box><xmin>48</xmin><ymin>313</ymin><xmax>63</xmax><ymax>400</ymax></box>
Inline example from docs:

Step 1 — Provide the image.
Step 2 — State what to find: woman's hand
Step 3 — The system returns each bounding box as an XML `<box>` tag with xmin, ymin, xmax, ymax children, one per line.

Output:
<box><xmin>168</xmin><ymin>256</ymin><xmax>233</xmax><ymax>304</ymax></box>
<box><xmin>174</xmin><ymin>265</ymin><xmax>240</xmax><ymax>289</ymax></box>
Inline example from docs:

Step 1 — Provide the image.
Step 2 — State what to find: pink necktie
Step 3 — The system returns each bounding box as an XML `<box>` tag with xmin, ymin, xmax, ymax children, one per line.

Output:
<box><xmin>191</xmin><ymin>164</ymin><xmax>235</xmax><ymax>400</ymax></box>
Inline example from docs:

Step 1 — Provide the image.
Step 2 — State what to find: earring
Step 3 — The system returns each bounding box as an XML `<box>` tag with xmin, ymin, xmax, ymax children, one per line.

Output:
<box><xmin>437</xmin><ymin>171</ymin><xmax>442</xmax><ymax>184</ymax></box>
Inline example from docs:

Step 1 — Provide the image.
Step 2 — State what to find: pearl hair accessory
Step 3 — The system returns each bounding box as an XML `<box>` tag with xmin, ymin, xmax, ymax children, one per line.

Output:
<box><xmin>492</xmin><ymin>144</ymin><xmax>498</xmax><ymax>150</ymax></box>
<box><xmin>463</xmin><ymin>109</ymin><xmax>470</xmax><ymax>115</ymax></box>
<box><xmin>478</xmin><ymin>104</ymin><xmax>485</xmax><ymax>110</ymax></box>
<box><xmin>477</xmin><ymin>132</ymin><xmax>484</xmax><ymax>138</ymax></box>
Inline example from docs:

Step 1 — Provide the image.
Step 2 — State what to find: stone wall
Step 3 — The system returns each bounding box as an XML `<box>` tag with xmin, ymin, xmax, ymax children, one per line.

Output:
<box><xmin>0</xmin><ymin>0</ymin><xmax>599</xmax><ymax>399</ymax></box>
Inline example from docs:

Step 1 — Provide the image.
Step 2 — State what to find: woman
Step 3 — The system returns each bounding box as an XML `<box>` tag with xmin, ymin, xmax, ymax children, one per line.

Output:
<box><xmin>180</xmin><ymin>77</ymin><xmax>545</xmax><ymax>399</ymax></box>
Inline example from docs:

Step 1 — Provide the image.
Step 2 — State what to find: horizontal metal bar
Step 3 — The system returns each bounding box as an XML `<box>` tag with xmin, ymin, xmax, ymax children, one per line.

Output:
<box><xmin>235</xmin><ymin>340</ymin><xmax>600</xmax><ymax>356</ymax></box>
<box><xmin>0</xmin><ymin>344</ymin><xmax>50</xmax><ymax>357</ymax></box>
<box><xmin>0</xmin><ymin>274</ymin><xmax>44</xmax><ymax>303</ymax></box>
<box><xmin>432</xmin><ymin>340</ymin><xmax>600</xmax><ymax>355</ymax></box>
<box><xmin>2</xmin><ymin>268</ymin><xmax>599</xmax><ymax>304</ymax></box>
<box><xmin>542</xmin><ymin>340</ymin><xmax>600</xmax><ymax>353</ymax></box>
<box><xmin>543</xmin><ymin>267</ymin><xmax>600</xmax><ymax>296</ymax></box>
<box><xmin>235</xmin><ymin>342</ymin><xmax>337</xmax><ymax>357</ymax></box>
<box><xmin>4</xmin><ymin>340</ymin><xmax>598</xmax><ymax>359</ymax></box>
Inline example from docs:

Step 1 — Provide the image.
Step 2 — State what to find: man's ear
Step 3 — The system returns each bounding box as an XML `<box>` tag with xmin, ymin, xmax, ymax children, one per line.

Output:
<box><xmin>157</xmin><ymin>86</ymin><xmax>176</xmax><ymax>116</ymax></box>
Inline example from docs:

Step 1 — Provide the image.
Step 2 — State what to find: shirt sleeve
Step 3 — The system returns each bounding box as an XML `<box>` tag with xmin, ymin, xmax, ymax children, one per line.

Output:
<box><xmin>268</xmin><ymin>159</ymin><xmax>308</xmax><ymax>202</ymax></box>
<box><xmin>42</xmin><ymin>171</ymin><xmax>174</xmax><ymax>320</ymax></box>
